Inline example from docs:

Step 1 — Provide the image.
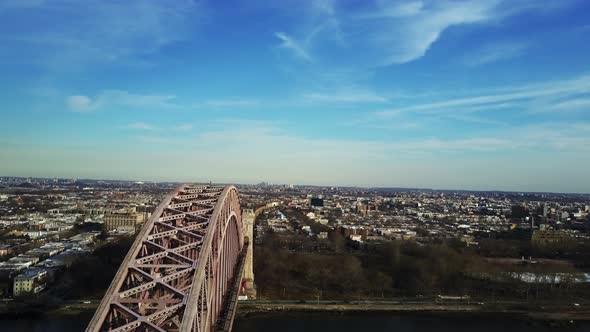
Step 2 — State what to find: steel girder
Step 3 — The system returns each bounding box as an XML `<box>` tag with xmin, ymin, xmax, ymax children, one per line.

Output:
<box><xmin>86</xmin><ymin>184</ymin><xmax>244</xmax><ymax>332</ymax></box>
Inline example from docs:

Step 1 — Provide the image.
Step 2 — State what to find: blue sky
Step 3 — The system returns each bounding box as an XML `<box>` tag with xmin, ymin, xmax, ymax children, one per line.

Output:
<box><xmin>1</xmin><ymin>0</ymin><xmax>589</xmax><ymax>192</ymax></box>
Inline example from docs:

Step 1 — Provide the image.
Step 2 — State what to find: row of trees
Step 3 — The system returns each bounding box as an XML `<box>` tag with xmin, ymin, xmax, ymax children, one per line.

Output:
<box><xmin>44</xmin><ymin>237</ymin><xmax>134</xmax><ymax>300</ymax></box>
<box><xmin>254</xmin><ymin>232</ymin><xmax>590</xmax><ymax>302</ymax></box>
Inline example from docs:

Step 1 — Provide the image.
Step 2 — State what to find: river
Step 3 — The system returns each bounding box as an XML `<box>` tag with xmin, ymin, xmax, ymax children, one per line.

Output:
<box><xmin>1</xmin><ymin>312</ymin><xmax>588</xmax><ymax>331</ymax></box>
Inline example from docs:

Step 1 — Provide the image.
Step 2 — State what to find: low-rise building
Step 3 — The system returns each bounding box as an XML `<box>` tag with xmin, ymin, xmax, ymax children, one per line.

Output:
<box><xmin>104</xmin><ymin>211</ymin><xmax>142</xmax><ymax>232</ymax></box>
<box><xmin>13</xmin><ymin>268</ymin><xmax>47</xmax><ymax>296</ymax></box>
<box><xmin>0</xmin><ymin>244</ymin><xmax>14</xmax><ymax>256</ymax></box>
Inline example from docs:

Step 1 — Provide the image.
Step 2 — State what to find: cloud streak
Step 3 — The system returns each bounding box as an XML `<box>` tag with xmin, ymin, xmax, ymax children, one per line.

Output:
<box><xmin>273</xmin><ymin>0</ymin><xmax>574</xmax><ymax>66</ymax></box>
<box><xmin>66</xmin><ymin>90</ymin><xmax>177</xmax><ymax>112</ymax></box>
<box><xmin>200</xmin><ymin>98</ymin><xmax>260</xmax><ymax>108</ymax></box>
<box><xmin>0</xmin><ymin>0</ymin><xmax>202</xmax><ymax>69</ymax></box>
<box><xmin>275</xmin><ymin>32</ymin><xmax>313</xmax><ymax>62</ymax></box>
<box><xmin>126</xmin><ymin>122</ymin><xmax>158</xmax><ymax>131</ymax></box>
<box><xmin>123</xmin><ymin>122</ymin><xmax>193</xmax><ymax>132</ymax></box>
<box><xmin>463</xmin><ymin>41</ymin><xmax>529</xmax><ymax>66</ymax></box>
<box><xmin>302</xmin><ymin>90</ymin><xmax>387</xmax><ymax>104</ymax></box>
<box><xmin>377</xmin><ymin>73</ymin><xmax>590</xmax><ymax>117</ymax></box>
<box><xmin>366</xmin><ymin>0</ymin><xmax>499</xmax><ymax>64</ymax></box>
<box><xmin>119</xmin><ymin>119</ymin><xmax>590</xmax><ymax>191</ymax></box>
<box><xmin>66</xmin><ymin>95</ymin><xmax>93</xmax><ymax>113</ymax></box>
<box><xmin>138</xmin><ymin>118</ymin><xmax>590</xmax><ymax>155</ymax></box>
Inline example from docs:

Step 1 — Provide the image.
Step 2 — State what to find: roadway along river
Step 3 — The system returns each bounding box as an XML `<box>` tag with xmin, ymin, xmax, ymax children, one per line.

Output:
<box><xmin>232</xmin><ymin>312</ymin><xmax>590</xmax><ymax>332</ymax></box>
<box><xmin>1</xmin><ymin>312</ymin><xmax>589</xmax><ymax>331</ymax></box>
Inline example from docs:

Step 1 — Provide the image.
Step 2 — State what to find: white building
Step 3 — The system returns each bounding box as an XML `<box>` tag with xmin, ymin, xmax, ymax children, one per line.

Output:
<box><xmin>13</xmin><ymin>269</ymin><xmax>47</xmax><ymax>296</ymax></box>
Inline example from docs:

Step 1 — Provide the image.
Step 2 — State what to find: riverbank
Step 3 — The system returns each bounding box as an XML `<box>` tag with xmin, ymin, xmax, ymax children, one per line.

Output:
<box><xmin>232</xmin><ymin>311</ymin><xmax>590</xmax><ymax>332</ymax></box>
<box><xmin>236</xmin><ymin>300</ymin><xmax>590</xmax><ymax>322</ymax></box>
<box><xmin>1</xmin><ymin>299</ymin><xmax>588</xmax><ymax>323</ymax></box>
<box><xmin>0</xmin><ymin>301</ymin><xmax>97</xmax><ymax>319</ymax></box>
<box><xmin>3</xmin><ymin>309</ymin><xmax>589</xmax><ymax>332</ymax></box>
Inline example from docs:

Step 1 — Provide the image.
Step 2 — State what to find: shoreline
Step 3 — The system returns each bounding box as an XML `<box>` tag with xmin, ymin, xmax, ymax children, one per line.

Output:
<box><xmin>236</xmin><ymin>301</ymin><xmax>590</xmax><ymax>322</ymax></box>
<box><xmin>1</xmin><ymin>301</ymin><xmax>588</xmax><ymax>323</ymax></box>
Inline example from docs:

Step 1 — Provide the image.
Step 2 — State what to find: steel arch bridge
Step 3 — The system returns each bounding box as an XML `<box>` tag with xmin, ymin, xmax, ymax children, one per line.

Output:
<box><xmin>87</xmin><ymin>184</ymin><xmax>246</xmax><ymax>332</ymax></box>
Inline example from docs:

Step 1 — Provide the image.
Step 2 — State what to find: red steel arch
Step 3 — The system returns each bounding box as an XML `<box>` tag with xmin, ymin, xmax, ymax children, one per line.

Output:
<box><xmin>86</xmin><ymin>184</ymin><xmax>244</xmax><ymax>332</ymax></box>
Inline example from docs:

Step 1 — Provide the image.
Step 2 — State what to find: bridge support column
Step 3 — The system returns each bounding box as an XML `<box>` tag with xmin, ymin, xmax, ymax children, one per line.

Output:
<box><xmin>241</xmin><ymin>209</ymin><xmax>257</xmax><ymax>299</ymax></box>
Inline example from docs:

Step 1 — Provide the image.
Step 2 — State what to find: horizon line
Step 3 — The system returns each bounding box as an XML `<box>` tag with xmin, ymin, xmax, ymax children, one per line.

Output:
<box><xmin>1</xmin><ymin>174</ymin><xmax>589</xmax><ymax>196</ymax></box>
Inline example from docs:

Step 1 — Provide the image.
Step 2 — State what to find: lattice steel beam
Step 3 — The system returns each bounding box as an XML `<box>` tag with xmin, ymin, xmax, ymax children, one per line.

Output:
<box><xmin>86</xmin><ymin>184</ymin><xmax>244</xmax><ymax>332</ymax></box>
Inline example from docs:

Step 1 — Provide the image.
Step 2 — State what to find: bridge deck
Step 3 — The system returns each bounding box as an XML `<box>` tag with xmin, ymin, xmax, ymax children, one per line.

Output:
<box><xmin>216</xmin><ymin>239</ymin><xmax>249</xmax><ymax>331</ymax></box>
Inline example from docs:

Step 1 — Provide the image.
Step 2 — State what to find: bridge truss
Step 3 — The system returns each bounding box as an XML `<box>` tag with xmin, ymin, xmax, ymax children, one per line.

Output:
<box><xmin>86</xmin><ymin>184</ymin><xmax>244</xmax><ymax>332</ymax></box>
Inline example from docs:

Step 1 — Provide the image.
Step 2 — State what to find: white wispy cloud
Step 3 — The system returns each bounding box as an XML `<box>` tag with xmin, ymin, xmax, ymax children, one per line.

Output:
<box><xmin>7</xmin><ymin>118</ymin><xmax>589</xmax><ymax>191</ymax></box>
<box><xmin>202</xmin><ymin>99</ymin><xmax>259</xmax><ymax>108</ymax></box>
<box><xmin>463</xmin><ymin>41</ymin><xmax>529</xmax><ymax>66</ymax></box>
<box><xmin>185</xmin><ymin>98</ymin><xmax>260</xmax><ymax>111</ymax></box>
<box><xmin>139</xmin><ymin>118</ymin><xmax>590</xmax><ymax>155</ymax></box>
<box><xmin>127</xmin><ymin>120</ymin><xmax>590</xmax><ymax>192</ymax></box>
<box><xmin>383</xmin><ymin>123</ymin><xmax>590</xmax><ymax>152</ymax></box>
<box><xmin>377</xmin><ymin>73</ymin><xmax>590</xmax><ymax>117</ymax></box>
<box><xmin>0</xmin><ymin>0</ymin><xmax>201</xmax><ymax>68</ymax></box>
<box><xmin>124</xmin><ymin>122</ymin><xmax>194</xmax><ymax>132</ymax></box>
<box><xmin>551</xmin><ymin>97</ymin><xmax>590</xmax><ymax>111</ymax></box>
<box><xmin>66</xmin><ymin>95</ymin><xmax>94</xmax><ymax>113</ymax></box>
<box><xmin>302</xmin><ymin>90</ymin><xmax>387</xmax><ymax>103</ymax></box>
<box><xmin>66</xmin><ymin>92</ymin><xmax>264</xmax><ymax>113</ymax></box>
<box><xmin>127</xmin><ymin>122</ymin><xmax>158</xmax><ymax>130</ymax></box>
<box><xmin>65</xmin><ymin>90</ymin><xmax>177</xmax><ymax>112</ymax></box>
<box><xmin>372</xmin><ymin>1</ymin><xmax>425</xmax><ymax>18</ymax></box>
<box><xmin>173</xmin><ymin>124</ymin><xmax>193</xmax><ymax>131</ymax></box>
<box><xmin>366</xmin><ymin>0</ymin><xmax>500</xmax><ymax>64</ymax></box>
<box><xmin>275</xmin><ymin>32</ymin><xmax>313</xmax><ymax>62</ymax></box>
<box><xmin>273</xmin><ymin>0</ymin><xmax>574</xmax><ymax>66</ymax></box>
<box><xmin>311</xmin><ymin>0</ymin><xmax>336</xmax><ymax>16</ymax></box>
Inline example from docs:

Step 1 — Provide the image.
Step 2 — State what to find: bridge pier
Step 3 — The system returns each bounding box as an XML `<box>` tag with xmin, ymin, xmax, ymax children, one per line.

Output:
<box><xmin>241</xmin><ymin>209</ymin><xmax>257</xmax><ymax>299</ymax></box>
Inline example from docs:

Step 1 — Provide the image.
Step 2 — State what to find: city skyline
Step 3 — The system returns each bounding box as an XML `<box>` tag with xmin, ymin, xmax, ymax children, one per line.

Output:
<box><xmin>1</xmin><ymin>0</ymin><xmax>590</xmax><ymax>193</ymax></box>
<box><xmin>2</xmin><ymin>175</ymin><xmax>589</xmax><ymax>196</ymax></box>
